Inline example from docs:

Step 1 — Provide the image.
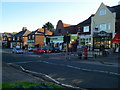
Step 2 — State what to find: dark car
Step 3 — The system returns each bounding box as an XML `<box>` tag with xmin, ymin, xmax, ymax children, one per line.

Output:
<box><xmin>47</xmin><ymin>47</ymin><xmax>60</xmax><ymax>53</ymax></box>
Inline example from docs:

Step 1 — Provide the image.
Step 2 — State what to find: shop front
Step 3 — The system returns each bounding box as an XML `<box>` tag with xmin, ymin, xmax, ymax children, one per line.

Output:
<box><xmin>28</xmin><ymin>40</ymin><xmax>35</xmax><ymax>47</ymax></box>
<box><xmin>10</xmin><ymin>41</ymin><xmax>22</xmax><ymax>48</ymax></box>
<box><xmin>93</xmin><ymin>31</ymin><xmax>112</xmax><ymax>49</ymax></box>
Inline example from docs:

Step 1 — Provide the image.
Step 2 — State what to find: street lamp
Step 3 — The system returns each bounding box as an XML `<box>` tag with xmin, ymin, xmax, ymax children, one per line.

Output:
<box><xmin>77</xmin><ymin>26</ymin><xmax>81</xmax><ymax>49</ymax></box>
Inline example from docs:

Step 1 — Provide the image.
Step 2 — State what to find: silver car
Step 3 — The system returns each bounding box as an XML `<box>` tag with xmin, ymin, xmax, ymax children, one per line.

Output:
<box><xmin>12</xmin><ymin>48</ymin><xmax>24</xmax><ymax>54</ymax></box>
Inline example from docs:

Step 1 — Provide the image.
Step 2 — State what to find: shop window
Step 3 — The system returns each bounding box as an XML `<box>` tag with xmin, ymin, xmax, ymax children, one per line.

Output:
<box><xmin>99</xmin><ymin>9</ymin><xmax>106</xmax><ymax>15</ymax></box>
<box><xmin>99</xmin><ymin>24</ymin><xmax>106</xmax><ymax>30</ymax></box>
<box><xmin>93</xmin><ymin>37</ymin><xmax>112</xmax><ymax>49</ymax></box>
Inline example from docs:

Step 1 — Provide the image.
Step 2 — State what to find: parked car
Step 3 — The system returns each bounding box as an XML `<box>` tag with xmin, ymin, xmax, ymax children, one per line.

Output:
<box><xmin>46</xmin><ymin>47</ymin><xmax>60</xmax><ymax>53</ymax></box>
<box><xmin>12</xmin><ymin>48</ymin><xmax>24</xmax><ymax>54</ymax></box>
<box><xmin>33</xmin><ymin>48</ymin><xmax>46</xmax><ymax>54</ymax></box>
<box><xmin>28</xmin><ymin>47</ymin><xmax>35</xmax><ymax>52</ymax></box>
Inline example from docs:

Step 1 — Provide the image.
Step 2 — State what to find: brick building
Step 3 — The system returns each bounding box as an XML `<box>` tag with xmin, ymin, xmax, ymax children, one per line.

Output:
<box><xmin>27</xmin><ymin>28</ymin><xmax>53</xmax><ymax>48</ymax></box>
<box><xmin>54</xmin><ymin>20</ymin><xmax>78</xmax><ymax>36</ymax></box>
<box><xmin>10</xmin><ymin>27</ymin><xmax>31</xmax><ymax>48</ymax></box>
<box><xmin>1</xmin><ymin>32</ymin><xmax>14</xmax><ymax>48</ymax></box>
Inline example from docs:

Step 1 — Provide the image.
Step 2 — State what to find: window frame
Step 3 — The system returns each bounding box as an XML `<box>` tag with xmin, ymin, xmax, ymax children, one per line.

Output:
<box><xmin>99</xmin><ymin>24</ymin><xmax>106</xmax><ymax>31</ymax></box>
<box><xmin>108</xmin><ymin>23</ymin><xmax>111</xmax><ymax>30</ymax></box>
<box><xmin>83</xmin><ymin>26</ymin><xmax>89</xmax><ymax>32</ymax></box>
<box><xmin>99</xmin><ymin>9</ymin><xmax>106</xmax><ymax>15</ymax></box>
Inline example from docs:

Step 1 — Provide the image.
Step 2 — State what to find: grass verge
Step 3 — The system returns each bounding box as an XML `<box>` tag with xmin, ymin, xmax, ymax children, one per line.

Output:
<box><xmin>2</xmin><ymin>81</ymin><xmax>66</xmax><ymax>89</ymax></box>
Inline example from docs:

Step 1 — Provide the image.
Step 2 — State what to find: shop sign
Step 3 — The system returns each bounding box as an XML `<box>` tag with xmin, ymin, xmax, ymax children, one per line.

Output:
<box><xmin>93</xmin><ymin>31</ymin><xmax>112</xmax><ymax>37</ymax></box>
<box><xmin>50</xmin><ymin>36</ymin><xmax>63</xmax><ymax>41</ymax></box>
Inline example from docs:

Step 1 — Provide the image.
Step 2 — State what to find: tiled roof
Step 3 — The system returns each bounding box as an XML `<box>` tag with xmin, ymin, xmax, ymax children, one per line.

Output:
<box><xmin>107</xmin><ymin>5</ymin><xmax>120</xmax><ymax>18</ymax></box>
<box><xmin>63</xmin><ymin>24</ymin><xmax>74</xmax><ymax>27</ymax></box>
<box><xmin>13</xmin><ymin>30</ymin><xmax>30</xmax><ymax>37</ymax></box>
<box><xmin>3</xmin><ymin>32</ymin><xmax>13</xmax><ymax>37</ymax></box>
<box><xmin>28</xmin><ymin>28</ymin><xmax>53</xmax><ymax>36</ymax></box>
<box><xmin>64</xmin><ymin>25</ymin><xmax>78</xmax><ymax>34</ymax></box>
<box><xmin>28</xmin><ymin>30</ymin><xmax>38</xmax><ymax>35</ymax></box>
<box><xmin>77</xmin><ymin>14</ymin><xmax>94</xmax><ymax>26</ymax></box>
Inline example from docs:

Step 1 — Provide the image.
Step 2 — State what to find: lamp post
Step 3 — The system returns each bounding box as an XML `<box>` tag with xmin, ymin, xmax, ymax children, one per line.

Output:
<box><xmin>66</xmin><ymin>31</ymin><xmax>69</xmax><ymax>59</ymax></box>
<box><xmin>77</xmin><ymin>26</ymin><xmax>81</xmax><ymax>49</ymax></box>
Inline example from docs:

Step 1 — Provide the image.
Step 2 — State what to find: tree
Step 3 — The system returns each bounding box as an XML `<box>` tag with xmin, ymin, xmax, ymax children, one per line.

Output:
<box><xmin>42</xmin><ymin>22</ymin><xmax>54</xmax><ymax>32</ymax></box>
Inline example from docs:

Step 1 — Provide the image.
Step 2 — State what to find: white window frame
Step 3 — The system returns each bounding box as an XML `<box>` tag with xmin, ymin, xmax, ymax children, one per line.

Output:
<box><xmin>99</xmin><ymin>9</ymin><xmax>106</xmax><ymax>15</ymax></box>
<box><xmin>99</xmin><ymin>24</ymin><xmax>106</xmax><ymax>31</ymax></box>
<box><xmin>28</xmin><ymin>36</ymin><xmax>31</xmax><ymax>39</ymax></box>
<box><xmin>13</xmin><ymin>37</ymin><xmax>15</xmax><ymax>40</ymax></box>
<box><xmin>32</xmin><ymin>35</ymin><xmax>35</xmax><ymax>39</ymax></box>
<box><xmin>108</xmin><ymin>23</ymin><xmax>111</xmax><ymax>30</ymax></box>
<box><xmin>83</xmin><ymin>26</ymin><xmax>89</xmax><ymax>32</ymax></box>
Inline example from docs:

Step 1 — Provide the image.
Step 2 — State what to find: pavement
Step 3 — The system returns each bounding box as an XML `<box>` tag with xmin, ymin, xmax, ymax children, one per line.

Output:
<box><xmin>46</xmin><ymin>52</ymin><xmax>120</xmax><ymax>67</ymax></box>
<box><xmin>2</xmin><ymin>48</ymin><xmax>120</xmax><ymax>67</ymax></box>
<box><xmin>2</xmin><ymin>62</ymin><xmax>50</xmax><ymax>83</ymax></box>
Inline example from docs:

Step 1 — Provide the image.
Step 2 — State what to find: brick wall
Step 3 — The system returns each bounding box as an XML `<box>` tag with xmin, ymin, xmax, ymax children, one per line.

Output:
<box><xmin>35</xmin><ymin>35</ymin><xmax>44</xmax><ymax>48</ymax></box>
<box><xmin>22</xmin><ymin>36</ymin><xmax>28</xmax><ymax>47</ymax></box>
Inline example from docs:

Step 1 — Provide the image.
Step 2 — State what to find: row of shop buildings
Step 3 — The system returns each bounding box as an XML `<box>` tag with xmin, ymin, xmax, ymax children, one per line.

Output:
<box><xmin>1</xmin><ymin>3</ymin><xmax>120</xmax><ymax>51</ymax></box>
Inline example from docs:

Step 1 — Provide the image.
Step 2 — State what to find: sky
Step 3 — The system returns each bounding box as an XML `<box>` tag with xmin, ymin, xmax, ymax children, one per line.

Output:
<box><xmin>0</xmin><ymin>0</ymin><xmax>120</xmax><ymax>33</ymax></box>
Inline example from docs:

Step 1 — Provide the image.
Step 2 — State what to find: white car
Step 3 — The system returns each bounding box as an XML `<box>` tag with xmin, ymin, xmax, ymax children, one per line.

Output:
<box><xmin>28</xmin><ymin>47</ymin><xmax>33</xmax><ymax>52</ymax></box>
<box><xmin>12</xmin><ymin>48</ymin><xmax>24</xmax><ymax>54</ymax></box>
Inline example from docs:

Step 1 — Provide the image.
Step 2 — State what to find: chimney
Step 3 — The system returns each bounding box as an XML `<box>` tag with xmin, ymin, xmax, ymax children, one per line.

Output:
<box><xmin>119</xmin><ymin>1</ymin><xmax>120</xmax><ymax>5</ymax></box>
<box><xmin>22</xmin><ymin>27</ymin><xmax>27</xmax><ymax>31</ymax></box>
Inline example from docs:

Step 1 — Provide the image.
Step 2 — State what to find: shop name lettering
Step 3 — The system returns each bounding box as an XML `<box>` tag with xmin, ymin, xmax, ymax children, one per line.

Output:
<box><xmin>115</xmin><ymin>39</ymin><xmax>120</xmax><ymax>40</ymax></box>
<box><xmin>98</xmin><ymin>33</ymin><xmax>108</xmax><ymax>36</ymax></box>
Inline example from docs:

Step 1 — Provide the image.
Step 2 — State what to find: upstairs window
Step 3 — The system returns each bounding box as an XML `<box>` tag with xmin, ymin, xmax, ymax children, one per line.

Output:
<box><xmin>28</xmin><ymin>35</ymin><xmax>31</xmax><ymax>39</ymax></box>
<box><xmin>17</xmin><ymin>37</ymin><xmax>19</xmax><ymax>40</ymax></box>
<box><xmin>99</xmin><ymin>24</ymin><xmax>106</xmax><ymax>30</ymax></box>
<box><xmin>108</xmin><ymin>23</ymin><xmax>111</xmax><ymax>30</ymax></box>
<box><xmin>13</xmin><ymin>37</ymin><xmax>15</xmax><ymax>40</ymax></box>
<box><xmin>83</xmin><ymin>26</ymin><xmax>89</xmax><ymax>32</ymax></box>
<box><xmin>99</xmin><ymin>9</ymin><xmax>106</xmax><ymax>15</ymax></box>
<box><xmin>32</xmin><ymin>35</ymin><xmax>35</xmax><ymax>39</ymax></box>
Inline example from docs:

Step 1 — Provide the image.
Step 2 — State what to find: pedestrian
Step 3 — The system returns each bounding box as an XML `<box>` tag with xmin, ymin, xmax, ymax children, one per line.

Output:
<box><xmin>115</xmin><ymin>46</ymin><xmax>120</xmax><ymax>53</ymax></box>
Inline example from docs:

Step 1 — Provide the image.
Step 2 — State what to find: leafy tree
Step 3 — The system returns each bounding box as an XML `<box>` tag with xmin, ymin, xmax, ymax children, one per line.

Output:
<box><xmin>42</xmin><ymin>22</ymin><xmax>54</xmax><ymax>32</ymax></box>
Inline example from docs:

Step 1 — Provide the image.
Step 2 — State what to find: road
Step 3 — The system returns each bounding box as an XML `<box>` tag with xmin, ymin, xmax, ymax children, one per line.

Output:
<box><xmin>2</xmin><ymin>49</ymin><xmax>120</xmax><ymax>88</ymax></box>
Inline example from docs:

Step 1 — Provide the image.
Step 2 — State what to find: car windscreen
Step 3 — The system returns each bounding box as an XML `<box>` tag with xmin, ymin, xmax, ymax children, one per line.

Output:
<box><xmin>16</xmin><ymin>48</ymin><xmax>21</xmax><ymax>50</ymax></box>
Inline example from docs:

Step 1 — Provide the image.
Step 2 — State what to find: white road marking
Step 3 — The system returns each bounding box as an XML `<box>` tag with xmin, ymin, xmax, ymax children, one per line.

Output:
<box><xmin>9</xmin><ymin>63</ymin><xmax>80</xmax><ymax>89</ymax></box>
<box><xmin>7</xmin><ymin>60</ymin><xmax>120</xmax><ymax>76</ymax></box>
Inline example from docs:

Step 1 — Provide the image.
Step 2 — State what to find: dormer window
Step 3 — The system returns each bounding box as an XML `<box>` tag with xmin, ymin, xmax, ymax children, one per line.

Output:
<box><xmin>99</xmin><ymin>9</ymin><xmax>106</xmax><ymax>15</ymax></box>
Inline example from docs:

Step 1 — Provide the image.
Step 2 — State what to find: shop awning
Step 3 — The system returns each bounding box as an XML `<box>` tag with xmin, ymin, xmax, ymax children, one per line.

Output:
<box><xmin>112</xmin><ymin>33</ymin><xmax>120</xmax><ymax>43</ymax></box>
